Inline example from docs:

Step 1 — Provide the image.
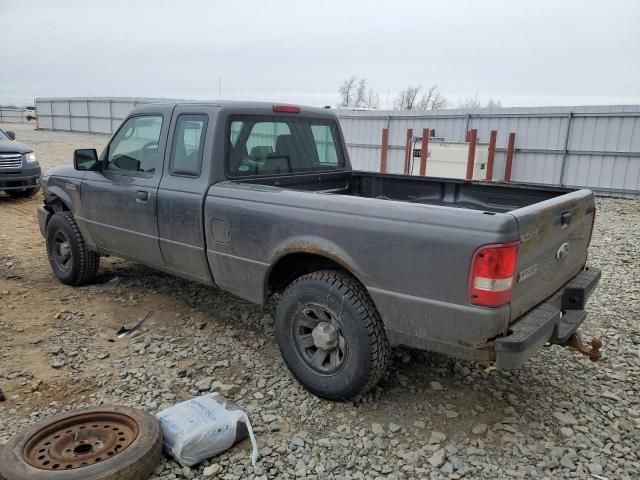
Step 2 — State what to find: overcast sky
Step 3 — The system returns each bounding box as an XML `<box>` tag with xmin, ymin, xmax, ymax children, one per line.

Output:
<box><xmin>2</xmin><ymin>0</ymin><xmax>639</xmax><ymax>108</ymax></box>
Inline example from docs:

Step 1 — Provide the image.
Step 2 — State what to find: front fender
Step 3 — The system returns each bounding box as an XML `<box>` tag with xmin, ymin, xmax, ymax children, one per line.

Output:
<box><xmin>42</xmin><ymin>176</ymin><xmax>82</xmax><ymax>214</ymax></box>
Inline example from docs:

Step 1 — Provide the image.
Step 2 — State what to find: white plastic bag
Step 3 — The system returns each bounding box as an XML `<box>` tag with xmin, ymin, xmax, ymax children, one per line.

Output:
<box><xmin>156</xmin><ymin>393</ymin><xmax>259</xmax><ymax>467</ymax></box>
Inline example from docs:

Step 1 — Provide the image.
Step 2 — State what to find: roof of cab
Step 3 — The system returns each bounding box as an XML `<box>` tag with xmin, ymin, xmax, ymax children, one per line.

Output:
<box><xmin>131</xmin><ymin>100</ymin><xmax>335</xmax><ymax>116</ymax></box>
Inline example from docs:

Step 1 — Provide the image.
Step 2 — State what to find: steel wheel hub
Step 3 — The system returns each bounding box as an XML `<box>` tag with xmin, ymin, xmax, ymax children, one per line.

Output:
<box><xmin>59</xmin><ymin>242</ymin><xmax>70</xmax><ymax>258</ymax></box>
<box><xmin>312</xmin><ymin>321</ymin><xmax>339</xmax><ymax>350</ymax></box>
<box><xmin>53</xmin><ymin>232</ymin><xmax>72</xmax><ymax>272</ymax></box>
<box><xmin>293</xmin><ymin>303</ymin><xmax>347</xmax><ymax>374</ymax></box>
<box><xmin>22</xmin><ymin>412</ymin><xmax>139</xmax><ymax>471</ymax></box>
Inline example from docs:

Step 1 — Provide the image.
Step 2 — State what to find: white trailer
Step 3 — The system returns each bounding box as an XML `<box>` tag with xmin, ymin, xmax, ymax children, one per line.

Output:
<box><xmin>409</xmin><ymin>137</ymin><xmax>489</xmax><ymax>180</ymax></box>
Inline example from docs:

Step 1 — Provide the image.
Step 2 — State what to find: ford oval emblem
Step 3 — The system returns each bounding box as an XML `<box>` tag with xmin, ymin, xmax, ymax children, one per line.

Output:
<box><xmin>556</xmin><ymin>242</ymin><xmax>570</xmax><ymax>261</ymax></box>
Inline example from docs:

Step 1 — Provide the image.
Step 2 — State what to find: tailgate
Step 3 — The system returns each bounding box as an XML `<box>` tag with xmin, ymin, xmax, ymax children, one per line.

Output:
<box><xmin>509</xmin><ymin>189</ymin><xmax>595</xmax><ymax>321</ymax></box>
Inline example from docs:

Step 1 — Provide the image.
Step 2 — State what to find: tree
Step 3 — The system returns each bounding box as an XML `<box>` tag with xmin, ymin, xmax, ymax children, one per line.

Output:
<box><xmin>355</xmin><ymin>78</ymin><xmax>367</xmax><ymax>108</ymax></box>
<box><xmin>417</xmin><ymin>85</ymin><xmax>448</xmax><ymax>110</ymax></box>
<box><xmin>364</xmin><ymin>89</ymin><xmax>380</xmax><ymax>109</ymax></box>
<box><xmin>339</xmin><ymin>77</ymin><xmax>379</xmax><ymax>108</ymax></box>
<box><xmin>339</xmin><ymin>77</ymin><xmax>357</xmax><ymax>107</ymax></box>
<box><xmin>394</xmin><ymin>84</ymin><xmax>447</xmax><ymax>110</ymax></box>
<box><xmin>457</xmin><ymin>94</ymin><xmax>503</xmax><ymax>109</ymax></box>
<box><xmin>457</xmin><ymin>93</ymin><xmax>482</xmax><ymax>109</ymax></box>
<box><xmin>393</xmin><ymin>84</ymin><xmax>421</xmax><ymax>110</ymax></box>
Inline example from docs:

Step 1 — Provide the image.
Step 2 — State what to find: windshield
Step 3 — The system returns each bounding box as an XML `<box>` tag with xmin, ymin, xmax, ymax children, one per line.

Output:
<box><xmin>0</xmin><ymin>130</ymin><xmax>8</xmax><ymax>141</ymax></box>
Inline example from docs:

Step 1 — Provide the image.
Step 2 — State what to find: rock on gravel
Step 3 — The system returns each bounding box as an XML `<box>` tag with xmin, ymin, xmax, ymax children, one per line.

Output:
<box><xmin>429</xmin><ymin>449</ymin><xmax>447</xmax><ymax>467</ymax></box>
<box><xmin>553</xmin><ymin>411</ymin><xmax>578</xmax><ymax>426</ymax></box>
<box><xmin>472</xmin><ymin>423</ymin><xmax>488</xmax><ymax>435</ymax></box>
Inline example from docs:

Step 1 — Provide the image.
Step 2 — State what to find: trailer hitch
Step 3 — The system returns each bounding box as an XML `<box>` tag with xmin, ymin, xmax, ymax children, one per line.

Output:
<box><xmin>562</xmin><ymin>334</ymin><xmax>603</xmax><ymax>361</ymax></box>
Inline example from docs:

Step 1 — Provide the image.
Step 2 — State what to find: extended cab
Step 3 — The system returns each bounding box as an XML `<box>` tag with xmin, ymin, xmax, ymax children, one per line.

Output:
<box><xmin>38</xmin><ymin>102</ymin><xmax>601</xmax><ymax>399</ymax></box>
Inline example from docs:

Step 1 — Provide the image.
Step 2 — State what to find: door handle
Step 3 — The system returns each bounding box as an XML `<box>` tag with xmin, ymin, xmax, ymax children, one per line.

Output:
<box><xmin>135</xmin><ymin>190</ymin><xmax>149</xmax><ymax>203</ymax></box>
<box><xmin>561</xmin><ymin>211</ymin><xmax>572</xmax><ymax>228</ymax></box>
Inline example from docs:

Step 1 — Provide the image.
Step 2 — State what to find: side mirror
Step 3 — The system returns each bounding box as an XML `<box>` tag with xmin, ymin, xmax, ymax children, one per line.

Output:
<box><xmin>5</xmin><ymin>131</ymin><xmax>15</xmax><ymax>140</ymax></box>
<box><xmin>73</xmin><ymin>148</ymin><xmax>101</xmax><ymax>171</ymax></box>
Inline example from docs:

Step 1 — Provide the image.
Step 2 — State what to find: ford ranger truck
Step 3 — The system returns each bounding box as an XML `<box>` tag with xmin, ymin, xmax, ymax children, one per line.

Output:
<box><xmin>37</xmin><ymin>102</ymin><xmax>601</xmax><ymax>399</ymax></box>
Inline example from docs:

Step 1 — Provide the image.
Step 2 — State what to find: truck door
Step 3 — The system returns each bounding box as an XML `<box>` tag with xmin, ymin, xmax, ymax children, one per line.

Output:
<box><xmin>79</xmin><ymin>112</ymin><xmax>169</xmax><ymax>267</ymax></box>
<box><xmin>156</xmin><ymin>109</ymin><xmax>214</xmax><ymax>284</ymax></box>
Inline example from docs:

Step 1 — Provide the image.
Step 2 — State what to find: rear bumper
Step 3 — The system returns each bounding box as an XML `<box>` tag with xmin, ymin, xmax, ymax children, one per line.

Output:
<box><xmin>0</xmin><ymin>167</ymin><xmax>41</xmax><ymax>190</ymax></box>
<box><xmin>494</xmin><ymin>266</ymin><xmax>601</xmax><ymax>369</ymax></box>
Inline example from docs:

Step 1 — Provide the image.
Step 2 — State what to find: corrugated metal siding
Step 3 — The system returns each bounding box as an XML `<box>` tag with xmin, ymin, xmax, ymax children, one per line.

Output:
<box><xmin>338</xmin><ymin>105</ymin><xmax>640</xmax><ymax>195</ymax></box>
<box><xmin>0</xmin><ymin>108</ymin><xmax>27</xmax><ymax>123</ymax></box>
<box><xmin>34</xmin><ymin>97</ymin><xmax>179</xmax><ymax>135</ymax></box>
<box><xmin>32</xmin><ymin>98</ymin><xmax>640</xmax><ymax>195</ymax></box>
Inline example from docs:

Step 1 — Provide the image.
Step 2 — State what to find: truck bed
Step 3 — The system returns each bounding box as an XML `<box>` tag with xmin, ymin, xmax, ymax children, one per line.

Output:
<box><xmin>238</xmin><ymin>171</ymin><xmax>572</xmax><ymax>213</ymax></box>
<box><xmin>227</xmin><ymin>170</ymin><xmax>595</xmax><ymax>324</ymax></box>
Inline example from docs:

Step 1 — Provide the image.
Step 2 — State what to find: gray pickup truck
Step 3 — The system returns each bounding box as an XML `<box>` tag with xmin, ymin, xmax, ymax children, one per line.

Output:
<box><xmin>37</xmin><ymin>101</ymin><xmax>601</xmax><ymax>399</ymax></box>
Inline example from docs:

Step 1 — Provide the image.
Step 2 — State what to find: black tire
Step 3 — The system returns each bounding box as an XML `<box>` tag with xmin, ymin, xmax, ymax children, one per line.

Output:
<box><xmin>0</xmin><ymin>405</ymin><xmax>162</xmax><ymax>480</ymax></box>
<box><xmin>6</xmin><ymin>187</ymin><xmax>40</xmax><ymax>198</ymax></box>
<box><xmin>275</xmin><ymin>270</ymin><xmax>390</xmax><ymax>400</ymax></box>
<box><xmin>45</xmin><ymin>211</ymin><xmax>99</xmax><ymax>286</ymax></box>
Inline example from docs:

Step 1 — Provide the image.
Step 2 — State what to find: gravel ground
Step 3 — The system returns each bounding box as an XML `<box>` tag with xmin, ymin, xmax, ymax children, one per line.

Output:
<box><xmin>0</xmin><ymin>124</ymin><xmax>639</xmax><ymax>479</ymax></box>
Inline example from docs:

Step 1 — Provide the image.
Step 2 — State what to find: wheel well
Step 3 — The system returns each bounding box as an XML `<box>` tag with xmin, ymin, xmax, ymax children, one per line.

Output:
<box><xmin>267</xmin><ymin>253</ymin><xmax>355</xmax><ymax>296</ymax></box>
<box><xmin>46</xmin><ymin>196</ymin><xmax>70</xmax><ymax>213</ymax></box>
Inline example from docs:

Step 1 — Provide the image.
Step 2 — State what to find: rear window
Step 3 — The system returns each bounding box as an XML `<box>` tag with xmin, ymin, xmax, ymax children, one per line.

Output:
<box><xmin>226</xmin><ymin>115</ymin><xmax>345</xmax><ymax>176</ymax></box>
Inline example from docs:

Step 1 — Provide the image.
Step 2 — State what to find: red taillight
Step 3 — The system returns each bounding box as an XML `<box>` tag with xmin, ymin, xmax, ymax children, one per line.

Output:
<box><xmin>273</xmin><ymin>105</ymin><xmax>300</xmax><ymax>113</ymax></box>
<box><xmin>469</xmin><ymin>242</ymin><xmax>519</xmax><ymax>307</ymax></box>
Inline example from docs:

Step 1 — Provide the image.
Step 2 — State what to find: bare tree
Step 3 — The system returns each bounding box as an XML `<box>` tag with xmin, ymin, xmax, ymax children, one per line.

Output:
<box><xmin>457</xmin><ymin>94</ymin><xmax>503</xmax><ymax>109</ymax></box>
<box><xmin>394</xmin><ymin>84</ymin><xmax>447</xmax><ymax>110</ymax></box>
<box><xmin>354</xmin><ymin>78</ymin><xmax>367</xmax><ymax>108</ymax></box>
<box><xmin>339</xmin><ymin>77</ymin><xmax>357</xmax><ymax>107</ymax></box>
<box><xmin>416</xmin><ymin>85</ymin><xmax>448</xmax><ymax>110</ymax></box>
<box><xmin>364</xmin><ymin>88</ymin><xmax>380</xmax><ymax>109</ymax></box>
<box><xmin>393</xmin><ymin>84</ymin><xmax>422</xmax><ymax>110</ymax></box>
<box><xmin>457</xmin><ymin>93</ymin><xmax>482</xmax><ymax>109</ymax></box>
<box><xmin>339</xmin><ymin>77</ymin><xmax>379</xmax><ymax>108</ymax></box>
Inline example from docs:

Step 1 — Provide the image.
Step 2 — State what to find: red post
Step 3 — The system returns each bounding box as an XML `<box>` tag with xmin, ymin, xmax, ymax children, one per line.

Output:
<box><xmin>380</xmin><ymin>128</ymin><xmax>389</xmax><ymax>174</ymax></box>
<box><xmin>403</xmin><ymin>128</ymin><xmax>413</xmax><ymax>175</ymax></box>
<box><xmin>485</xmin><ymin>130</ymin><xmax>497</xmax><ymax>180</ymax></box>
<box><xmin>419</xmin><ymin>128</ymin><xmax>430</xmax><ymax>176</ymax></box>
<box><xmin>504</xmin><ymin>132</ymin><xmax>516</xmax><ymax>182</ymax></box>
<box><xmin>466</xmin><ymin>128</ymin><xmax>477</xmax><ymax>180</ymax></box>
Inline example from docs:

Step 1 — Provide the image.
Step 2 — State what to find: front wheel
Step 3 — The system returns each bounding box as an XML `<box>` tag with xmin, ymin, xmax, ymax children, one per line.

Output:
<box><xmin>275</xmin><ymin>270</ymin><xmax>390</xmax><ymax>400</ymax></box>
<box><xmin>45</xmin><ymin>212</ymin><xmax>100</xmax><ymax>286</ymax></box>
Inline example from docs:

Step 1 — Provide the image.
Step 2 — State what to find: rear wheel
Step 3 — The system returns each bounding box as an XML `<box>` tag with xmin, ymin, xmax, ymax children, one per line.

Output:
<box><xmin>275</xmin><ymin>270</ymin><xmax>390</xmax><ymax>400</ymax></box>
<box><xmin>45</xmin><ymin>212</ymin><xmax>99</xmax><ymax>286</ymax></box>
<box><xmin>6</xmin><ymin>187</ymin><xmax>40</xmax><ymax>198</ymax></box>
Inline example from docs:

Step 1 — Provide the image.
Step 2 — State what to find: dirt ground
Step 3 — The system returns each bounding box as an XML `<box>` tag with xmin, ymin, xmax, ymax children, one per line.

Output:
<box><xmin>1</xmin><ymin>122</ymin><xmax>639</xmax><ymax>479</ymax></box>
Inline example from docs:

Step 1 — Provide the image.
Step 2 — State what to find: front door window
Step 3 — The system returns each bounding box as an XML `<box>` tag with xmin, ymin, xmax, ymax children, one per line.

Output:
<box><xmin>106</xmin><ymin>115</ymin><xmax>163</xmax><ymax>174</ymax></box>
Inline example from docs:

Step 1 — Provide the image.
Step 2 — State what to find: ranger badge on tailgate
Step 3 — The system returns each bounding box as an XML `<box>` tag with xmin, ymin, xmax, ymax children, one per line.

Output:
<box><xmin>518</xmin><ymin>264</ymin><xmax>538</xmax><ymax>283</ymax></box>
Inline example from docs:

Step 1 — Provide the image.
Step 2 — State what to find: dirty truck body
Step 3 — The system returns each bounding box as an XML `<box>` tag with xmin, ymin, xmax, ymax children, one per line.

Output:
<box><xmin>38</xmin><ymin>102</ymin><xmax>600</xmax><ymax>399</ymax></box>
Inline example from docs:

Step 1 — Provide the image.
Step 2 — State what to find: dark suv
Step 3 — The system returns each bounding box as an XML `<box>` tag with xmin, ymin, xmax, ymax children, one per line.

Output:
<box><xmin>0</xmin><ymin>128</ymin><xmax>41</xmax><ymax>198</ymax></box>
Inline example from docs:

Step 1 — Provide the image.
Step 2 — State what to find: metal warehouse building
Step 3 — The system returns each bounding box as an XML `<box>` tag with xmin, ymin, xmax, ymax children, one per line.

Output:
<box><xmin>32</xmin><ymin>97</ymin><xmax>640</xmax><ymax>196</ymax></box>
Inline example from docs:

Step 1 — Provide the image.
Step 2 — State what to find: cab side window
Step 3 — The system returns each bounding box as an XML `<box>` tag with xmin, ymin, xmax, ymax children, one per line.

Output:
<box><xmin>106</xmin><ymin>115</ymin><xmax>163</xmax><ymax>174</ymax></box>
<box><xmin>170</xmin><ymin>115</ymin><xmax>208</xmax><ymax>177</ymax></box>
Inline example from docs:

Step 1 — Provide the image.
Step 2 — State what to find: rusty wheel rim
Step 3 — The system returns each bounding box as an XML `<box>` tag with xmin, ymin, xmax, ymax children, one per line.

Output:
<box><xmin>22</xmin><ymin>412</ymin><xmax>139</xmax><ymax>471</ymax></box>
